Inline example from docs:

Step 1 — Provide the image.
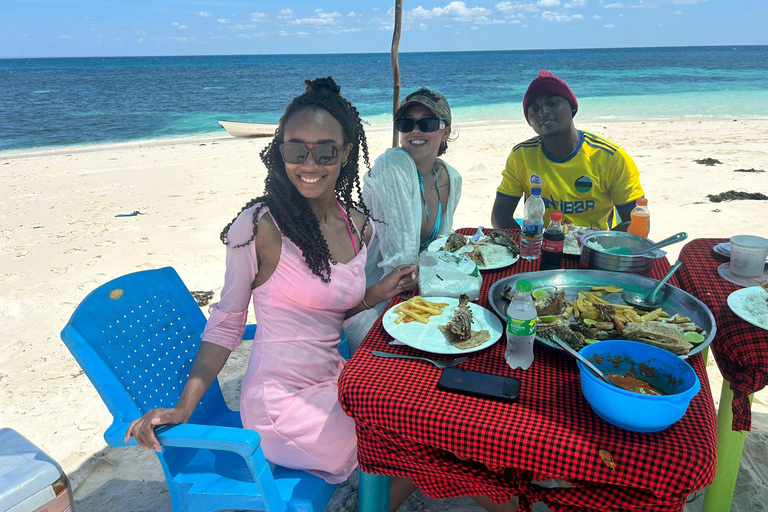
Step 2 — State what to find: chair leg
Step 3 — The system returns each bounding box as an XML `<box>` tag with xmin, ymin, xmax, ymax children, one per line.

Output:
<box><xmin>702</xmin><ymin>380</ymin><xmax>753</xmax><ymax>512</ymax></box>
<box><xmin>359</xmin><ymin>470</ymin><xmax>391</xmax><ymax>512</ymax></box>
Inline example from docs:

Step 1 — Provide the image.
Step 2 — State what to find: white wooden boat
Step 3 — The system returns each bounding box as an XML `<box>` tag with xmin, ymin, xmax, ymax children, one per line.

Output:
<box><xmin>218</xmin><ymin>120</ymin><xmax>277</xmax><ymax>138</ymax></box>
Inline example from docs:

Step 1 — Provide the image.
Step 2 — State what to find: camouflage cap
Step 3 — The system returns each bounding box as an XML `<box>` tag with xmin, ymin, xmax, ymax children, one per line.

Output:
<box><xmin>394</xmin><ymin>87</ymin><xmax>452</xmax><ymax>125</ymax></box>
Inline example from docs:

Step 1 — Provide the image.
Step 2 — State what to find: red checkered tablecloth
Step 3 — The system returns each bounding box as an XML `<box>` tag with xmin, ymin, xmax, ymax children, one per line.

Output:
<box><xmin>339</xmin><ymin>229</ymin><xmax>717</xmax><ymax>512</ymax></box>
<box><xmin>677</xmin><ymin>238</ymin><xmax>768</xmax><ymax>431</ymax></box>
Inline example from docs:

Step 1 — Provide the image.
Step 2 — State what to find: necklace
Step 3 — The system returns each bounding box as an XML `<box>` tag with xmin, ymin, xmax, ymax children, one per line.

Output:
<box><xmin>418</xmin><ymin>164</ymin><xmax>440</xmax><ymax>222</ymax></box>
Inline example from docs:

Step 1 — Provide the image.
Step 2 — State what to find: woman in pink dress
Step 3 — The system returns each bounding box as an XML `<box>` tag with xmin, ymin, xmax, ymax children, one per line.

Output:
<box><xmin>125</xmin><ymin>77</ymin><xmax>419</xmax><ymax>505</ymax></box>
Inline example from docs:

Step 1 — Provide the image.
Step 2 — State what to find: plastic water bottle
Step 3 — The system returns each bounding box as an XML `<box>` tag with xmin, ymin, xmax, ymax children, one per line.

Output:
<box><xmin>541</xmin><ymin>212</ymin><xmax>564</xmax><ymax>270</ymax></box>
<box><xmin>627</xmin><ymin>197</ymin><xmax>650</xmax><ymax>238</ymax></box>
<box><xmin>505</xmin><ymin>279</ymin><xmax>537</xmax><ymax>370</ymax></box>
<box><xmin>520</xmin><ymin>187</ymin><xmax>545</xmax><ymax>260</ymax></box>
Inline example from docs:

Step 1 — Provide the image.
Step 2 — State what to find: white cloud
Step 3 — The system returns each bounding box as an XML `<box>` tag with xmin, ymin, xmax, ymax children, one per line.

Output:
<box><xmin>419</xmin><ymin>22</ymin><xmax>428</xmax><ymax>29</ymax></box>
<box><xmin>178</xmin><ymin>25</ymin><xmax>189</xmax><ymax>30</ymax></box>
<box><xmin>411</xmin><ymin>2</ymin><xmax>492</xmax><ymax>22</ymax></box>
<box><xmin>541</xmin><ymin>10</ymin><xmax>582</xmax><ymax>21</ymax></box>
<box><xmin>137</xmin><ymin>38</ymin><xmax>143</xmax><ymax>43</ymax></box>
<box><xmin>348</xmin><ymin>11</ymin><xmax>356</xmax><ymax>17</ymax></box>
<box><xmin>278</xmin><ymin>30</ymin><xmax>288</xmax><ymax>36</ymax></box>
<box><xmin>217</xmin><ymin>19</ymin><xmax>231</xmax><ymax>24</ymax></box>
<box><xmin>604</xmin><ymin>23</ymin><xmax>614</xmax><ymax>27</ymax></box>
<box><xmin>278</xmin><ymin>9</ymin><xmax>295</xmax><ymax>19</ymax></box>
<box><xmin>675</xmin><ymin>10</ymin><xmax>683</xmax><ymax>14</ymax></box>
<box><xmin>250</xmin><ymin>12</ymin><xmax>266</xmax><ymax>21</ymax></box>
<box><xmin>296</xmin><ymin>31</ymin><xmax>310</xmax><ymax>38</ymax></box>
<box><xmin>289</xmin><ymin>17</ymin><xmax>338</xmax><ymax>26</ymax></box>
<box><xmin>84</xmin><ymin>16</ymin><xmax>95</xmax><ymax>20</ymax></box>
<box><xmin>195</xmin><ymin>11</ymin><xmax>212</xmax><ymax>17</ymax></box>
<box><xmin>171</xmin><ymin>22</ymin><xmax>179</xmax><ymax>26</ymax></box>
<box><xmin>592</xmin><ymin>14</ymin><xmax>603</xmax><ymax>18</ymax></box>
<box><xmin>495</xmin><ymin>2</ymin><xmax>540</xmax><ymax>14</ymax></box>
<box><xmin>235</xmin><ymin>24</ymin><xmax>256</xmax><ymax>30</ymax></box>
<box><xmin>564</xmin><ymin>0</ymin><xmax>585</xmax><ymax>6</ymax></box>
<box><xmin>537</xmin><ymin>0</ymin><xmax>560</xmax><ymax>6</ymax></box>
<box><xmin>59</xmin><ymin>34</ymin><xmax>72</xmax><ymax>39</ymax></box>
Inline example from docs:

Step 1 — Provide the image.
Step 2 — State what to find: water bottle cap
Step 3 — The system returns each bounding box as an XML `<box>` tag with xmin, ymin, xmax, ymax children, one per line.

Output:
<box><xmin>516</xmin><ymin>279</ymin><xmax>532</xmax><ymax>293</ymax></box>
<box><xmin>636</xmin><ymin>197</ymin><xmax>648</xmax><ymax>206</ymax></box>
<box><xmin>531</xmin><ymin>187</ymin><xmax>542</xmax><ymax>195</ymax></box>
<box><xmin>550</xmin><ymin>212</ymin><xmax>562</xmax><ymax>221</ymax></box>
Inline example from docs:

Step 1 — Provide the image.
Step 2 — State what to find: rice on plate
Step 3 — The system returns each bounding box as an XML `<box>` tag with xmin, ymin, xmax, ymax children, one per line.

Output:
<box><xmin>744</xmin><ymin>293</ymin><xmax>768</xmax><ymax>326</ymax></box>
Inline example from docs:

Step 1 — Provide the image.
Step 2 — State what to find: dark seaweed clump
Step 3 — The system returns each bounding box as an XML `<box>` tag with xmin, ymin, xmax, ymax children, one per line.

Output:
<box><xmin>707</xmin><ymin>191</ymin><xmax>768</xmax><ymax>203</ymax></box>
<box><xmin>733</xmin><ymin>168</ymin><xmax>764</xmax><ymax>173</ymax></box>
<box><xmin>191</xmin><ymin>290</ymin><xmax>215</xmax><ymax>306</ymax></box>
<box><xmin>694</xmin><ymin>158</ymin><xmax>722</xmax><ymax>166</ymax></box>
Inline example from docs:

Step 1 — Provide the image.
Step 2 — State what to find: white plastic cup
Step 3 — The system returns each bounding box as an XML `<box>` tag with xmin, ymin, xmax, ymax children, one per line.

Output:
<box><xmin>729</xmin><ymin>235</ymin><xmax>768</xmax><ymax>277</ymax></box>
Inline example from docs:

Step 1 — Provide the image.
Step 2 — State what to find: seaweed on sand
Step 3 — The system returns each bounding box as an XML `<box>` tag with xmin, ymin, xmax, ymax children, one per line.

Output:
<box><xmin>707</xmin><ymin>191</ymin><xmax>768</xmax><ymax>203</ymax></box>
<box><xmin>694</xmin><ymin>158</ymin><xmax>722</xmax><ymax>166</ymax></box>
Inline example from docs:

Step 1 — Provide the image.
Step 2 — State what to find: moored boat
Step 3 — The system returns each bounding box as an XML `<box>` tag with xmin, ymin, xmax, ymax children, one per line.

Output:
<box><xmin>218</xmin><ymin>120</ymin><xmax>277</xmax><ymax>138</ymax></box>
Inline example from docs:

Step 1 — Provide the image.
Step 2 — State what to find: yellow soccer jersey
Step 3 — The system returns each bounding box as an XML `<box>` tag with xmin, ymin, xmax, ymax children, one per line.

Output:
<box><xmin>496</xmin><ymin>131</ymin><xmax>644</xmax><ymax>229</ymax></box>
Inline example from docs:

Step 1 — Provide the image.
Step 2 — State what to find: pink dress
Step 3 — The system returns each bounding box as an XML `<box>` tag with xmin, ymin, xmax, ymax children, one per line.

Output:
<box><xmin>201</xmin><ymin>204</ymin><xmax>368</xmax><ymax>483</ymax></box>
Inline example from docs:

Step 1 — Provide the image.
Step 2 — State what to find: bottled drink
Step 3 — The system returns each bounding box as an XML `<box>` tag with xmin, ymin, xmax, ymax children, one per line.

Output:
<box><xmin>520</xmin><ymin>187</ymin><xmax>545</xmax><ymax>260</ymax></box>
<box><xmin>627</xmin><ymin>197</ymin><xmax>650</xmax><ymax>238</ymax></box>
<box><xmin>505</xmin><ymin>279</ymin><xmax>537</xmax><ymax>370</ymax></box>
<box><xmin>541</xmin><ymin>212</ymin><xmax>564</xmax><ymax>270</ymax></box>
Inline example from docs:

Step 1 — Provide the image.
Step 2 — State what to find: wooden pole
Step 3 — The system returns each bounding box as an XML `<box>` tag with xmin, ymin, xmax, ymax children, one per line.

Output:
<box><xmin>391</xmin><ymin>0</ymin><xmax>403</xmax><ymax>148</ymax></box>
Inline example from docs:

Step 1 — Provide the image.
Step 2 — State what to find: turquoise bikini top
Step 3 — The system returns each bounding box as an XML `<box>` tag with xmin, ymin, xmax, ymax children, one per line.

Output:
<box><xmin>418</xmin><ymin>165</ymin><xmax>443</xmax><ymax>251</ymax></box>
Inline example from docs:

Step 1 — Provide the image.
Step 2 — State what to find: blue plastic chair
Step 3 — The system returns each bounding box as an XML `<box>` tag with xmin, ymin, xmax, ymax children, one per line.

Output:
<box><xmin>60</xmin><ymin>267</ymin><xmax>337</xmax><ymax>512</ymax></box>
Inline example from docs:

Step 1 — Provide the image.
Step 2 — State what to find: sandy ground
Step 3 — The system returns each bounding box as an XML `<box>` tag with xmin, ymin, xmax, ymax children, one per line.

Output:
<box><xmin>1</xmin><ymin>117</ymin><xmax>767</xmax><ymax>511</ymax></box>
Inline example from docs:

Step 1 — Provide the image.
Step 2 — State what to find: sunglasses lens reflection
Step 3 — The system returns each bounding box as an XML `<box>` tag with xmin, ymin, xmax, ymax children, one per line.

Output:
<box><xmin>280</xmin><ymin>143</ymin><xmax>340</xmax><ymax>165</ymax></box>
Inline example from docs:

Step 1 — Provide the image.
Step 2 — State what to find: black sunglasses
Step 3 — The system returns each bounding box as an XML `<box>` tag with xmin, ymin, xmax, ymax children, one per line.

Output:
<box><xmin>394</xmin><ymin>117</ymin><xmax>445</xmax><ymax>133</ymax></box>
<box><xmin>279</xmin><ymin>142</ymin><xmax>344</xmax><ymax>166</ymax></box>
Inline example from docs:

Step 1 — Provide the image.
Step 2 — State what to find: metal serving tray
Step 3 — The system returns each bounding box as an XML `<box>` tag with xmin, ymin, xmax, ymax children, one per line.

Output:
<box><xmin>487</xmin><ymin>269</ymin><xmax>716</xmax><ymax>359</ymax></box>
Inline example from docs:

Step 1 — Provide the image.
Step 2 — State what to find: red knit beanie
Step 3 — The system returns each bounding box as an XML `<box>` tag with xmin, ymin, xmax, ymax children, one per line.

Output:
<box><xmin>523</xmin><ymin>71</ymin><xmax>578</xmax><ymax>123</ymax></box>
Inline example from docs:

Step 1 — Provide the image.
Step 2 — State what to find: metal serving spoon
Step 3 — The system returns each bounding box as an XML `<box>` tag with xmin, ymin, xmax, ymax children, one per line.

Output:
<box><xmin>604</xmin><ymin>232</ymin><xmax>687</xmax><ymax>256</ymax></box>
<box><xmin>621</xmin><ymin>261</ymin><xmax>683</xmax><ymax>311</ymax></box>
<box><xmin>549</xmin><ymin>335</ymin><xmax>620</xmax><ymax>388</ymax></box>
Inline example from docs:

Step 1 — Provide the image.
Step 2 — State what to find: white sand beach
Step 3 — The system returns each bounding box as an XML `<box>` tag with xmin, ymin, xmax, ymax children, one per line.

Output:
<box><xmin>1</xmin><ymin>118</ymin><xmax>767</xmax><ymax>511</ymax></box>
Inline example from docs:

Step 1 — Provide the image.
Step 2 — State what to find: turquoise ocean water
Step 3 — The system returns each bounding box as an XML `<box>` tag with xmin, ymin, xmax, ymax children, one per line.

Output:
<box><xmin>1</xmin><ymin>46</ymin><xmax>767</xmax><ymax>152</ymax></box>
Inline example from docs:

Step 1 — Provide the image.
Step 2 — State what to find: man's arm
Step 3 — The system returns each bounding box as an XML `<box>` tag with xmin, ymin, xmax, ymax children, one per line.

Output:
<box><xmin>491</xmin><ymin>194</ymin><xmax>522</xmax><ymax>230</ymax></box>
<box><xmin>611</xmin><ymin>200</ymin><xmax>640</xmax><ymax>232</ymax></box>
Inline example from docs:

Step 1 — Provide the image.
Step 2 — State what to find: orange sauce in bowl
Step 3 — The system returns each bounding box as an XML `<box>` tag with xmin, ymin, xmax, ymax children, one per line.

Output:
<box><xmin>605</xmin><ymin>374</ymin><xmax>665</xmax><ymax>395</ymax></box>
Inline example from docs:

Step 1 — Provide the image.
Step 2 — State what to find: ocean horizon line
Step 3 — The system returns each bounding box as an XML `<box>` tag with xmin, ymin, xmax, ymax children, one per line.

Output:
<box><xmin>2</xmin><ymin>43</ymin><xmax>766</xmax><ymax>61</ymax></box>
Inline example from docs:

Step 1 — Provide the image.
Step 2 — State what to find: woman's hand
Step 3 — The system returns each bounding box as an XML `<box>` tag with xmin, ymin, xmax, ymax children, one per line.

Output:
<box><xmin>379</xmin><ymin>264</ymin><xmax>419</xmax><ymax>299</ymax></box>
<box><xmin>125</xmin><ymin>407</ymin><xmax>190</xmax><ymax>451</ymax></box>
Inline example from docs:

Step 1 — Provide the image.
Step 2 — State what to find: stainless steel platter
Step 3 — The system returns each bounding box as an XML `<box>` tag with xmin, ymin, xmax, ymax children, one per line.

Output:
<box><xmin>487</xmin><ymin>269</ymin><xmax>716</xmax><ymax>359</ymax></box>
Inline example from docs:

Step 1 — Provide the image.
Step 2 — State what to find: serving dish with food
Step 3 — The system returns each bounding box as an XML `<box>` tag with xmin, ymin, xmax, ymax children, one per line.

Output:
<box><xmin>727</xmin><ymin>280</ymin><xmax>768</xmax><ymax>331</ymax></box>
<box><xmin>382</xmin><ymin>295</ymin><xmax>504</xmax><ymax>354</ymax></box>
<box><xmin>428</xmin><ymin>231</ymin><xmax>520</xmax><ymax>270</ymax></box>
<box><xmin>562</xmin><ymin>220</ymin><xmax>594</xmax><ymax>256</ymax></box>
<box><xmin>487</xmin><ymin>269</ymin><xmax>716</xmax><ymax>358</ymax></box>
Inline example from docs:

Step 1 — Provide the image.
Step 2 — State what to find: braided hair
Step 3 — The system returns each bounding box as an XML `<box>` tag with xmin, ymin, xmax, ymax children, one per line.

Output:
<box><xmin>220</xmin><ymin>77</ymin><xmax>372</xmax><ymax>283</ymax></box>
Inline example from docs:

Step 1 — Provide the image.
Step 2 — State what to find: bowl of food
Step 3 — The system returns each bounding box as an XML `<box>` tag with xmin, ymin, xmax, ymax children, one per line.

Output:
<box><xmin>578</xmin><ymin>339</ymin><xmax>701</xmax><ymax>432</ymax></box>
<box><xmin>579</xmin><ymin>231</ymin><xmax>666</xmax><ymax>274</ymax></box>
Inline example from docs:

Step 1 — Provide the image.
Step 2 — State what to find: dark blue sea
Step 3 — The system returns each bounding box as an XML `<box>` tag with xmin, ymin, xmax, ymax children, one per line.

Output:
<box><xmin>1</xmin><ymin>46</ymin><xmax>767</xmax><ymax>152</ymax></box>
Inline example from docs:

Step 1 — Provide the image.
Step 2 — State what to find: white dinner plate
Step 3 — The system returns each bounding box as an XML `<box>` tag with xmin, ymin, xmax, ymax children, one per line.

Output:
<box><xmin>428</xmin><ymin>235</ymin><xmax>520</xmax><ymax>270</ymax></box>
<box><xmin>713</xmin><ymin>242</ymin><xmax>768</xmax><ymax>263</ymax></box>
<box><xmin>382</xmin><ymin>296</ymin><xmax>504</xmax><ymax>354</ymax></box>
<box><xmin>727</xmin><ymin>286</ymin><xmax>768</xmax><ymax>331</ymax></box>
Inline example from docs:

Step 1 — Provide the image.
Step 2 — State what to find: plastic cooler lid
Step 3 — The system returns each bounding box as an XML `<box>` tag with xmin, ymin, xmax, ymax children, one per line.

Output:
<box><xmin>0</xmin><ymin>428</ymin><xmax>63</xmax><ymax>510</ymax></box>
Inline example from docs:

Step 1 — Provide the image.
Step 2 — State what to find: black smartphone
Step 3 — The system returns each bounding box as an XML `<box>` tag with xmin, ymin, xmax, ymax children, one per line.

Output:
<box><xmin>437</xmin><ymin>368</ymin><xmax>520</xmax><ymax>403</ymax></box>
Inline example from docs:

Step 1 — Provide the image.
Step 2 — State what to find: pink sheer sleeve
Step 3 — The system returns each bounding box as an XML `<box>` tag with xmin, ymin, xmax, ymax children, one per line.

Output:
<box><xmin>201</xmin><ymin>207</ymin><xmax>260</xmax><ymax>352</ymax></box>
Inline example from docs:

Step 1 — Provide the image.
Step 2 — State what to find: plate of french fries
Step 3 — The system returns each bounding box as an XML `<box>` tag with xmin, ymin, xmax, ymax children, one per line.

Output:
<box><xmin>382</xmin><ymin>295</ymin><xmax>504</xmax><ymax>354</ymax></box>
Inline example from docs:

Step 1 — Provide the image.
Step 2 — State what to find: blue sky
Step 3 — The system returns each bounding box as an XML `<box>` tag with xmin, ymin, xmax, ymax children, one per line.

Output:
<box><xmin>1</xmin><ymin>0</ymin><xmax>765</xmax><ymax>58</ymax></box>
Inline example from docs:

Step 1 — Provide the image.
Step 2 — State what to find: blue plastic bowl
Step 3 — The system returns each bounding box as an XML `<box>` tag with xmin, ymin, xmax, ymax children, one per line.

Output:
<box><xmin>578</xmin><ymin>340</ymin><xmax>701</xmax><ymax>432</ymax></box>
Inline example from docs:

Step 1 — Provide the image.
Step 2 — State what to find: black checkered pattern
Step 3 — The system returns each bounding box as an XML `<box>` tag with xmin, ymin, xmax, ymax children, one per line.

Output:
<box><xmin>338</xmin><ymin>229</ymin><xmax>717</xmax><ymax>511</ymax></box>
<box><xmin>677</xmin><ymin>238</ymin><xmax>768</xmax><ymax>431</ymax></box>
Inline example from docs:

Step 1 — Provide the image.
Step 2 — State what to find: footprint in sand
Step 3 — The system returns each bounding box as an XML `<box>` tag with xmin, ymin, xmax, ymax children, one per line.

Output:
<box><xmin>136</xmin><ymin>262</ymin><xmax>155</xmax><ymax>269</ymax></box>
<box><xmin>0</xmin><ymin>272</ymin><xmax>23</xmax><ymax>282</ymax></box>
<box><xmin>95</xmin><ymin>240</ymin><xmax>115</xmax><ymax>247</ymax></box>
<box><xmin>134</xmin><ymin>237</ymin><xmax>150</xmax><ymax>244</ymax></box>
<box><xmin>51</xmin><ymin>265</ymin><xmax>72</xmax><ymax>274</ymax></box>
<box><xmin>65</xmin><ymin>247</ymin><xmax>88</xmax><ymax>254</ymax></box>
<box><xmin>15</xmin><ymin>250</ymin><xmax>31</xmax><ymax>257</ymax></box>
<box><xmin>85</xmin><ymin>255</ymin><xmax>102</xmax><ymax>267</ymax></box>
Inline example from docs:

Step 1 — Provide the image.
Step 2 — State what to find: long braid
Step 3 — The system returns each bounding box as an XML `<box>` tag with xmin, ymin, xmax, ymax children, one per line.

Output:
<box><xmin>220</xmin><ymin>77</ymin><xmax>371</xmax><ymax>283</ymax></box>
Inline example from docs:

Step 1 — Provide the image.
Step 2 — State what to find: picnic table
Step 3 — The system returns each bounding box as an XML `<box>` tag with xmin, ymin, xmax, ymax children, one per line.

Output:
<box><xmin>338</xmin><ymin>228</ymin><xmax>717</xmax><ymax>512</ymax></box>
<box><xmin>676</xmin><ymin>238</ymin><xmax>768</xmax><ymax>511</ymax></box>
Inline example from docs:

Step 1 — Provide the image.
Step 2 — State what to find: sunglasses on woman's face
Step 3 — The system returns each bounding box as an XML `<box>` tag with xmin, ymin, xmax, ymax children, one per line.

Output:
<box><xmin>279</xmin><ymin>142</ymin><xmax>344</xmax><ymax>166</ymax></box>
<box><xmin>394</xmin><ymin>117</ymin><xmax>445</xmax><ymax>133</ymax></box>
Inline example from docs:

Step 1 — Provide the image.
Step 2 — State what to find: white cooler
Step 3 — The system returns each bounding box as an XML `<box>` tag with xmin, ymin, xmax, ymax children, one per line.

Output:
<box><xmin>0</xmin><ymin>428</ymin><xmax>74</xmax><ymax>512</ymax></box>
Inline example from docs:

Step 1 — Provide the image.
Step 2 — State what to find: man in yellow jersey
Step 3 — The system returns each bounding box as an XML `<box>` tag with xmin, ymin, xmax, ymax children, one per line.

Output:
<box><xmin>491</xmin><ymin>71</ymin><xmax>645</xmax><ymax>231</ymax></box>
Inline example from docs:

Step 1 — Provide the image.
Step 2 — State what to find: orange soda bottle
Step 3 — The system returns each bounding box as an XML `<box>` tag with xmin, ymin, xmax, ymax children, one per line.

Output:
<box><xmin>627</xmin><ymin>197</ymin><xmax>650</xmax><ymax>238</ymax></box>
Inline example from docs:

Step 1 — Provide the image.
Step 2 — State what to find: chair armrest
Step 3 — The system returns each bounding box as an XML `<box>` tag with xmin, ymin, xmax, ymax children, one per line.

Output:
<box><xmin>105</xmin><ymin>420</ymin><xmax>262</xmax><ymax>458</ymax></box>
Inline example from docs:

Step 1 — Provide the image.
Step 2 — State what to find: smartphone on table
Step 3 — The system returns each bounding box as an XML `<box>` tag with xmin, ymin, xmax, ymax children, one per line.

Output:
<box><xmin>437</xmin><ymin>368</ymin><xmax>520</xmax><ymax>403</ymax></box>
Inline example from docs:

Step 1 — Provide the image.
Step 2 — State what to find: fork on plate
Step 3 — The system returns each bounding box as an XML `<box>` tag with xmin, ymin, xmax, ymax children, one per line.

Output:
<box><xmin>371</xmin><ymin>350</ymin><xmax>468</xmax><ymax>369</ymax></box>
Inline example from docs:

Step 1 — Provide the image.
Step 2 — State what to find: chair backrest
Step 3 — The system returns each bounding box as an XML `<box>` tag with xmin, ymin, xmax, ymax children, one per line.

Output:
<box><xmin>61</xmin><ymin>267</ymin><xmax>227</xmax><ymax>426</ymax></box>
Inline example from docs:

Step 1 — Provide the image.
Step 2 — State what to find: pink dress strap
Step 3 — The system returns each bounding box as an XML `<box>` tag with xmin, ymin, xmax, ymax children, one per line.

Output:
<box><xmin>336</xmin><ymin>201</ymin><xmax>358</xmax><ymax>255</ymax></box>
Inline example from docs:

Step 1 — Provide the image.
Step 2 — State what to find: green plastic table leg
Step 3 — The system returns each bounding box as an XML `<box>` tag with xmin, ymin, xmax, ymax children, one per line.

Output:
<box><xmin>359</xmin><ymin>470</ymin><xmax>391</xmax><ymax>512</ymax></box>
<box><xmin>701</xmin><ymin>345</ymin><xmax>709</xmax><ymax>366</ymax></box>
<box><xmin>702</xmin><ymin>380</ymin><xmax>753</xmax><ymax>512</ymax></box>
